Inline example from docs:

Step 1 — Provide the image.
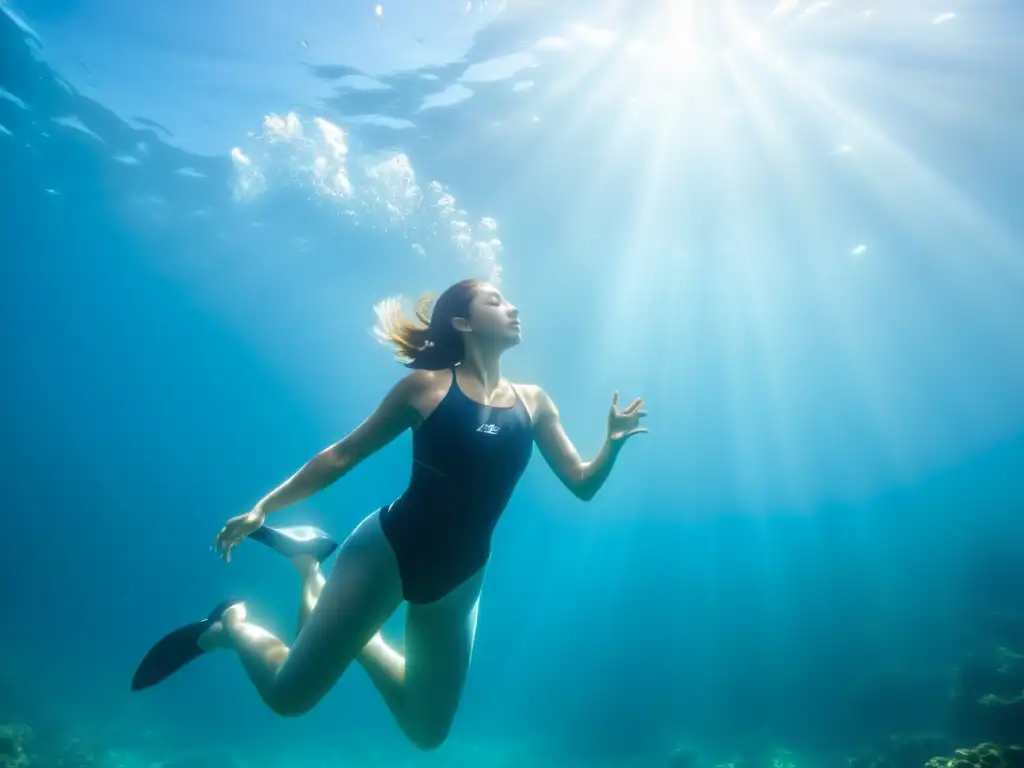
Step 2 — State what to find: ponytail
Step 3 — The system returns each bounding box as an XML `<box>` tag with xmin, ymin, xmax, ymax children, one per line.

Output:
<box><xmin>372</xmin><ymin>279</ymin><xmax>482</xmax><ymax>370</ymax></box>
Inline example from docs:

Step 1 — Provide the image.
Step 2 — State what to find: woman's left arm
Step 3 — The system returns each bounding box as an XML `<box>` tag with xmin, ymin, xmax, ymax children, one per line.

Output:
<box><xmin>530</xmin><ymin>388</ymin><xmax>648</xmax><ymax>501</ymax></box>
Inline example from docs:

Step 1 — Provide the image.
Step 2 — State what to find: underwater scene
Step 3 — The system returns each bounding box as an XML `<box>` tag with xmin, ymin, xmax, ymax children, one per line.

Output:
<box><xmin>1</xmin><ymin>1</ymin><xmax>1023</xmax><ymax>767</ymax></box>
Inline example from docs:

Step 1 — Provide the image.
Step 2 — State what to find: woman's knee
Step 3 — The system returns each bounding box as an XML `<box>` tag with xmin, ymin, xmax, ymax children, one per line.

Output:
<box><xmin>268</xmin><ymin>695</ymin><xmax>316</xmax><ymax>718</ymax></box>
<box><xmin>264</xmin><ymin>677</ymin><xmax>326</xmax><ymax>718</ymax></box>
<box><xmin>408</xmin><ymin>721</ymin><xmax>452</xmax><ymax>752</ymax></box>
<box><xmin>407</xmin><ymin>716</ymin><xmax>456</xmax><ymax>753</ymax></box>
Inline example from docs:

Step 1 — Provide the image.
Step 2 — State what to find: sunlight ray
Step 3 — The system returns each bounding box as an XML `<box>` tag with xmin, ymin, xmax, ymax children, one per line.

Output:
<box><xmin>713</xmin><ymin>2</ymin><xmax>1024</xmax><ymax>464</ymax></box>
<box><xmin>719</xmin><ymin>41</ymin><xmax>935</xmax><ymax>492</ymax></box>
<box><xmin>755</xmin><ymin>44</ymin><xmax>1021</xmax><ymax>293</ymax></box>
<box><xmin>601</xmin><ymin>100</ymin><xmax>684</xmax><ymax>353</ymax></box>
<box><xmin>701</xmin><ymin>7</ymin><xmax>842</xmax><ymax>508</ymax></box>
<box><xmin>757</xmin><ymin>55</ymin><xmax>1024</xmax><ymax>435</ymax></box>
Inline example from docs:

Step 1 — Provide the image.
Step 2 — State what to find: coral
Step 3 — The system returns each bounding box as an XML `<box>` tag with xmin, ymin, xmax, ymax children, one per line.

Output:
<box><xmin>0</xmin><ymin>724</ymin><xmax>31</xmax><ymax>768</ymax></box>
<box><xmin>984</xmin><ymin>612</ymin><xmax>1024</xmax><ymax>651</ymax></box>
<box><xmin>925</xmin><ymin>743</ymin><xmax>1024</xmax><ymax>768</ymax></box>
<box><xmin>849</xmin><ymin>734</ymin><xmax>952</xmax><ymax>768</ymax></box>
<box><xmin>0</xmin><ymin>723</ymin><xmax>106</xmax><ymax>768</ymax></box>
<box><xmin>769</xmin><ymin>747</ymin><xmax>798</xmax><ymax>768</ymax></box>
<box><xmin>668</xmin><ymin>746</ymin><xmax>700</xmax><ymax>768</ymax></box>
<box><xmin>951</xmin><ymin>645</ymin><xmax>1024</xmax><ymax>744</ymax></box>
<box><xmin>705</xmin><ymin>746</ymin><xmax>799</xmax><ymax>768</ymax></box>
<box><xmin>47</xmin><ymin>737</ymin><xmax>97</xmax><ymax>768</ymax></box>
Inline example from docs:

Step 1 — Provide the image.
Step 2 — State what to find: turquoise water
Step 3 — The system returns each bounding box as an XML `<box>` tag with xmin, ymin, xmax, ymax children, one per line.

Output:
<box><xmin>1</xmin><ymin>1</ymin><xmax>1023</xmax><ymax>766</ymax></box>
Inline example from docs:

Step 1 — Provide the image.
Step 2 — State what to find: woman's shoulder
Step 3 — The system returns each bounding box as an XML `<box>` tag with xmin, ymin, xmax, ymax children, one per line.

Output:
<box><xmin>510</xmin><ymin>382</ymin><xmax>557</xmax><ymax>422</ymax></box>
<box><xmin>397</xmin><ymin>368</ymin><xmax>453</xmax><ymax>401</ymax></box>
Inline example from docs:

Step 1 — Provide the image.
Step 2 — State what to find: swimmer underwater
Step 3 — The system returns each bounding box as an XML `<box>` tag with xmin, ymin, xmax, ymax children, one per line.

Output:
<box><xmin>130</xmin><ymin>278</ymin><xmax>649</xmax><ymax>751</ymax></box>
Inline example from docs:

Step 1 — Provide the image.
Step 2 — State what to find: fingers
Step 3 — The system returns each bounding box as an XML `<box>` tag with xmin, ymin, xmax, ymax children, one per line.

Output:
<box><xmin>213</xmin><ymin>536</ymin><xmax>226</xmax><ymax>561</ymax></box>
<box><xmin>213</xmin><ymin>525</ymin><xmax>236</xmax><ymax>563</ymax></box>
<box><xmin>213</xmin><ymin>514</ymin><xmax>263</xmax><ymax>562</ymax></box>
<box><xmin>612</xmin><ymin>394</ymin><xmax>645</xmax><ymax>416</ymax></box>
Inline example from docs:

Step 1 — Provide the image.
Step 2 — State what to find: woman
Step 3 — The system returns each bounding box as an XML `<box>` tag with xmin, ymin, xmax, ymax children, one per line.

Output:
<box><xmin>131</xmin><ymin>278</ymin><xmax>648</xmax><ymax>750</ymax></box>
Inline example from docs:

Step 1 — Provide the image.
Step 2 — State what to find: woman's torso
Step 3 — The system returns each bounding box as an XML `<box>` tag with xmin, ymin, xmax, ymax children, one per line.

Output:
<box><xmin>378</xmin><ymin>367</ymin><xmax>536</xmax><ymax>603</ymax></box>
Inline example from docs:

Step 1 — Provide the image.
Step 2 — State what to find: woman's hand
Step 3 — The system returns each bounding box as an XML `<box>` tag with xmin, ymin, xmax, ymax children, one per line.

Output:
<box><xmin>213</xmin><ymin>507</ymin><xmax>267</xmax><ymax>562</ymax></box>
<box><xmin>607</xmin><ymin>391</ymin><xmax>648</xmax><ymax>444</ymax></box>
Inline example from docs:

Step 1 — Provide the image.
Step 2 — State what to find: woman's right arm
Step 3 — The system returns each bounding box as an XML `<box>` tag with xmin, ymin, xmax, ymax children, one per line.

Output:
<box><xmin>255</xmin><ymin>371</ymin><xmax>426</xmax><ymax>516</ymax></box>
<box><xmin>215</xmin><ymin>371</ymin><xmax>430</xmax><ymax>561</ymax></box>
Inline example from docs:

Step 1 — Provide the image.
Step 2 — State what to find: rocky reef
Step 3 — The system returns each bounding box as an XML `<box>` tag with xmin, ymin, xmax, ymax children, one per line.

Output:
<box><xmin>950</xmin><ymin>644</ymin><xmax>1024</xmax><ymax>746</ymax></box>
<box><xmin>0</xmin><ymin>725</ymin><xmax>31</xmax><ymax>768</ymax></box>
<box><xmin>925</xmin><ymin>743</ymin><xmax>1024</xmax><ymax>768</ymax></box>
<box><xmin>665</xmin><ymin>744</ymin><xmax>802</xmax><ymax>768</ymax></box>
<box><xmin>0</xmin><ymin>724</ymin><xmax>98</xmax><ymax>768</ymax></box>
<box><xmin>849</xmin><ymin>734</ymin><xmax>955</xmax><ymax>768</ymax></box>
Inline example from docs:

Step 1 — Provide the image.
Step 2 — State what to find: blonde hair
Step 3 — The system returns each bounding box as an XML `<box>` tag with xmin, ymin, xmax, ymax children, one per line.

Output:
<box><xmin>371</xmin><ymin>293</ymin><xmax>436</xmax><ymax>364</ymax></box>
<box><xmin>371</xmin><ymin>279</ymin><xmax>482</xmax><ymax>369</ymax></box>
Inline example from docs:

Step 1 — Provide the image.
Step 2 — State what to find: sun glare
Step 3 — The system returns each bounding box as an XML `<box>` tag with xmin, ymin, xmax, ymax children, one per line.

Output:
<box><xmin>506</xmin><ymin>0</ymin><xmax>1021</xmax><ymax>501</ymax></box>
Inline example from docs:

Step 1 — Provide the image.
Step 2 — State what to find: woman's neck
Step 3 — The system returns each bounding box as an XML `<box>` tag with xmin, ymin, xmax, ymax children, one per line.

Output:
<box><xmin>459</xmin><ymin>345</ymin><xmax>503</xmax><ymax>396</ymax></box>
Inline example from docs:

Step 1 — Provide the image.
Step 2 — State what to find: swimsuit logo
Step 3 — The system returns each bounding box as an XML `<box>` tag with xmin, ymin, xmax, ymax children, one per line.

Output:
<box><xmin>477</xmin><ymin>423</ymin><xmax>501</xmax><ymax>435</ymax></box>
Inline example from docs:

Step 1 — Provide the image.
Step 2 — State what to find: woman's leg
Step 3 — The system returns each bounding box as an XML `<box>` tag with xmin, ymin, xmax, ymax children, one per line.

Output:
<box><xmin>356</xmin><ymin>568</ymin><xmax>485</xmax><ymax>750</ymax></box>
<box><xmin>291</xmin><ymin>553</ymin><xmax>324</xmax><ymax>635</ymax></box>
<box><xmin>202</xmin><ymin>510</ymin><xmax>404</xmax><ymax>717</ymax></box>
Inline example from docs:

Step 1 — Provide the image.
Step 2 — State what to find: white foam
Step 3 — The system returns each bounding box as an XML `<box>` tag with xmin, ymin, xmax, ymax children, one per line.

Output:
<box><xmin>344</xmin><ymin>115</ymin><xmax>415</xmax><ymax>130</ymax></box>
<box><xmin>230</xmin><ymin>146</ymin><xmax>266</xmax><ymax>200</ymax></box>
<box><xmin>335</xmin><ymin>75</ymin><xmax>391</xmax><ymax>91</ymax></box>
<box><xmin>231</xmin><ymin>112</ymin><xmax>503</xmax><ymax>283</ymax></box>
<box><xmin>52</xmin><ymin>115</ymin><xmax>102</xmax><ymax>141</ymax></box>
<box><xmin>770</xmin><ymin>0</ymin><xmax>800</xmax><ymax>17</ymax></box>
<box><xmin>534</xmin><ymin>36</ymin><xmax>570</xmax><ymax>52</ymax></box>
<box><xmin>0</xmin><ymin>0</ymin><xmax>40</xmax><ymax>42</ymax></box>
<box><xmin>799</xmin><ymin>0</ymin><xmax>832</xmax><ymax>19</ymax></box>
<box><xmin>569</xmin><ymin>23</ymin><xmax>617</xmax><ymax>47</ymax></box>
<box><xmin>459</xmin><ymin>52</ymin><xmax>535</xmax><ymax>83</ymax></box>
<box><xmin>0</xmin><ymin>88</ymin><xmax>28</xmax><ymax>110</ymax></box>
<box><xmin>419</xmin><ymin>84</ymin><xmax>474</xmax><ymax>111</ymax></box>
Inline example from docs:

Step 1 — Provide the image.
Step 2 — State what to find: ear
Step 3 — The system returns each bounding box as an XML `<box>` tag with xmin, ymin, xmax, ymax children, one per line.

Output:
<box><xmin>451</xmin><ymin>316</ymin><xmax>472</xmax><ymax>333</ymax></box>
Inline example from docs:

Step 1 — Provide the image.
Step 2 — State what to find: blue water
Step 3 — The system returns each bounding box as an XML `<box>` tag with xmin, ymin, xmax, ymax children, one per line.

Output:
<box><xmin>2</xmin><ymin>1</ymin><xmax>1023</xmax><ymax>766</ymax></box>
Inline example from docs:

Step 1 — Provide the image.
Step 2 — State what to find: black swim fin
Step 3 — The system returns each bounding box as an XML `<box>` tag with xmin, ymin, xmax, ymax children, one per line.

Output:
<box><xmin>130</xmin><ymin>598</ymin><xmax>243</xmax><ymax>692</ymax></box>
<box><xmin>248</xmin><ymin>525</ymin><xmax>338</xmax><ymax>563</ymax></box>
